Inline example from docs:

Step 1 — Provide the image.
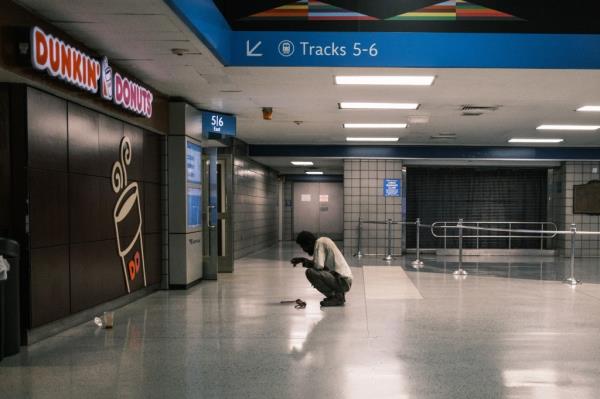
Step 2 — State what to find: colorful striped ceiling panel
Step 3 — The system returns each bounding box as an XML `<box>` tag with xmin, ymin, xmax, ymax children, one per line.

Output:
<box><xmin>308</xmin><ymin>0</ymin><xmax>377</xmax><ymax>20</ymax></box>
<box><xmin>245</xmin><ymin>0</ymin><xmax>308</xmax><ymax>20</ymax></box>
<box><xmin>456</xmin><ymin>0</ymin><xmax>521</xmax><ymax>20</ymax></box>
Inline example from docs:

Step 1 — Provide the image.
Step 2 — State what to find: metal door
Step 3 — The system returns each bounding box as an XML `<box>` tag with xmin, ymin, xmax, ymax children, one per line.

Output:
<box><xmin>293</xmin><ymin>182</ymin><xmax>320</xmax><ymax>236</ymax></box>
<box><xmin>203</xmin><ymin>152</ymin><xmax>233</xmax><ymax>278</ymax></box>
<box><xmin>317</xmin><ymin>182</ymin><xmax>343</xmax><ymax>241</ymax></box>
<box><xmin>202</xmin><ymin>149</ymin><xmax>218</xmax><ymax>280</ymax></box>
<box><xmin>293</xmin><ymin>182</ymin><xmax>343</xmax><ymax>240</ymax></box>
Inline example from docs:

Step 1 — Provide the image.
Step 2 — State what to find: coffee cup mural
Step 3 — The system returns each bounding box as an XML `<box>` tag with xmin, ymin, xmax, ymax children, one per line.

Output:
<box><xmin>112</xmin><ymin>137</ymin><xmax>147</xmax><ymax>293</ymax></box>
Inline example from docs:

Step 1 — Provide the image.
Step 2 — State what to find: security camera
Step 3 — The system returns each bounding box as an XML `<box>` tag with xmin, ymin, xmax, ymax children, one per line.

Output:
<box><xmin>262</xmin><ymin>107</ymin><xmax>273</xmax><ymax>120</ymax></box>
<box><xmin>171</xmin><ymin>48</ymin><xmax>188</xmax><ymax>56</ymax></box>
<box><xmin>18</xmin><ymin>42</ymin><xmax>29</xmax><ymax>55</ymax></box>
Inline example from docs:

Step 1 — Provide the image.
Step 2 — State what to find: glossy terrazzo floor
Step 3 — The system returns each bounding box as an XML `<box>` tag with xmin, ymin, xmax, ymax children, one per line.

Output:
<box><xmin>2</xmin><ymin>243</ymin><xmax>600</xmax><ymax>399</ymax></box>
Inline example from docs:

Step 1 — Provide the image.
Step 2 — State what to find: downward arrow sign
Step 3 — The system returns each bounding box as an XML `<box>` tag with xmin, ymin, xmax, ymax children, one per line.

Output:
<box><xmin>246</xmin><ymin>40</ymin><xmax>263</xmax><ymax>57</ymax></box>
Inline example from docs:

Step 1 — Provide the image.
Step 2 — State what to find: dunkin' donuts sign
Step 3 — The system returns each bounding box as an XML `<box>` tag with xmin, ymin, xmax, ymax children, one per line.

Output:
<box><xmin>30</xmin><ymin>26</ymin><xmax>153</xmax><ymax>118</ymax></box>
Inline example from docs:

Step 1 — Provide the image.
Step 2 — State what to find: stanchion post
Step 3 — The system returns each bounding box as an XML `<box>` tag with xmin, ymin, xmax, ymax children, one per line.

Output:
<box><xmin>540</xmin><ymin>223</ymin><xmax>544</xmax><ymax>255</ymax></box>
<box><xmin>453</xmin><ymin>218</ymin><xmax>468</xmax><ymax>276</ymax></box>
<box><xmin>564</xmin><ymin>223</ymin><xmax>581</xmax><ymax>286</ymax></box>
<box><xmin>355</xmin><ymin>217</ymin><xmax>363</xmax><ymax>258</ymax></box>
<box><xmin>383</xmin><ymin>218</ymin><xmax>393</xmax><ymax>262</ymax></box>
<box><xmin>412</xmin><ymin>218</ymin><xmax>424</xmax><ymax>269</ymax></box>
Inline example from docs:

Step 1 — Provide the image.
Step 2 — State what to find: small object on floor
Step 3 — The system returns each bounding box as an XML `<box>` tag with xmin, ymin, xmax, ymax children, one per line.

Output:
<box><xmin>280</xmin><ymin>299</ymin><xmax>307</xmax><ymax>309</ymax></box>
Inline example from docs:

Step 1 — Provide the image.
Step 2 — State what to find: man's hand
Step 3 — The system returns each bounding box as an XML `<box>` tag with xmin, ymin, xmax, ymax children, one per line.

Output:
<box><xmin>290</xmin><ymin>257</ymin><xmax>306</xmax><ymax>267</ymax></box>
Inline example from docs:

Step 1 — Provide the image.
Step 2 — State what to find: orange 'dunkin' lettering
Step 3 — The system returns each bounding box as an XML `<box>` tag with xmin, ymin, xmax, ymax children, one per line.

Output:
<box><xmin>30</xmin><ymin>26</ymin><xmax>100</xmax><ymax>94</ymax></box>
<box><xmin>32</xmin><ymin>27</ymin><xmax>48</xmax><ymax>70</ymax></box>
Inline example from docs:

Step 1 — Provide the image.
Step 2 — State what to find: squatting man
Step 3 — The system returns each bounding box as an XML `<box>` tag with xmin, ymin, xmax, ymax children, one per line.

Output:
<box><xmin>291</xmin><ymin>231</ymin><xmax>353</xmax><ymax>307</ymax></box>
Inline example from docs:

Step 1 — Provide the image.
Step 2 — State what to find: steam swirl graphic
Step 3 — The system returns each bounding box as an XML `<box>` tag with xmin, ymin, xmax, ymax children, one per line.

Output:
<box><xmin>111</xmin><ymin>137</ymin><xmax>132</xmax><ymax>194</ymax></box>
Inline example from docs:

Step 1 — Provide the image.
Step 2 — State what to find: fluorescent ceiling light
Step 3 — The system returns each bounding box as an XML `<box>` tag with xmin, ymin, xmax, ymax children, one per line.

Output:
<box><xmin>344</xmin><ymin>123</ymin><xmax>407</xmax><ymax>129</ymax></box>
<box><xmin>291</xmin><ymin>161</ymin><xmax>314</xmax><ymax>166</ymax></box>
<box><xmin>577</xmin><ymin>105</ymin><xmax>600</xmax><ymax>112</ymax></box>
<box><xmin>537</xmin><ymin>124</ymin><xmax>600</xmax><ymax>131</ymax></box>
<box><xmin>339</xmin><ymin>102</ymin><xmax>419</xmax><ymax>110</ymax></box>
<box><xmin>509</xmin><ymin>138</ymin><xmax>564</xmax><ymax>143</ymax></box>
<box><xmin>335</xmin><ymin>75</ymin><xmax>435</xmax><ymax>86</ymax></box>
<box><xmin>305</xmin><ymin>171</ymin><xmax>323</xmax><ymax>175</ymax></box>
<box><xmin>346</xmin><ymin>137</ymin><xmax>399</xmax><ymax>142</ymax></box>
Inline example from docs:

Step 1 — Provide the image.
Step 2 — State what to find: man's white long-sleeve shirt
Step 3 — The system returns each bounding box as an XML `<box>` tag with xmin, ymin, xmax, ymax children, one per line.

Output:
<box><xmin>312</xmin><ymin>237</ymin><xmax>353</xmax><ymax>282</ymax></box>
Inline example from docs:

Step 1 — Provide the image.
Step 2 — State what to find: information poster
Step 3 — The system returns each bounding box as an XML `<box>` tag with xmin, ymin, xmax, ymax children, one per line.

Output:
<box><xmin>383</xmin><ymin>179</ymin><xmax>401</xmax><ymax>197</ymax></box>
<box><xmin>186</xmin><ymin>141</ymin><xmax>202</xmax><ymax>184</ymax></box>
<box><xmin>187</xmin><ymin>187</ymin><xmax>202</xmax><ymax>228</ymax></box>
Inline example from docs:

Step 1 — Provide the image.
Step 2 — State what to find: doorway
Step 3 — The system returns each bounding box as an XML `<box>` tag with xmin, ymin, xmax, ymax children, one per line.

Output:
<box><xmin>202</xmin><ymin>152</ymin><xmax>233</xmax><ymax>278</ymax></box>
<box><xmin>293</xmin><ymin>182</ymin><xmax>343</xmax><ymax>241</ymax></box>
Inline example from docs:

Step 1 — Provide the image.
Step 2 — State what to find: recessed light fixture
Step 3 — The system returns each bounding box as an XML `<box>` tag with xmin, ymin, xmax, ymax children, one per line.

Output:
<box><xmin>509</xmin><ymin>138</ymin><xmax>564</xmax><ymax>143</ymax></box>
<box><xmin>577</xmin><ymin>106</ymin><xmax>600</xmax><ymax>112</ymax></box>
<box><xmin>346</xmin><ymin>137</ymin><xmax>399</xmax><ymax>142</ymax></box>
<box><xmin>339</xmin><ymin>102</ymin><xmax>419</xmax><ymax>110</ymax></box>
<box><xmin>343</xmin><ymin>123</ymin><xmax>407</xmax><ymax>129</ymax></box>
<box><xmin>335</xmin><ymin>75</ymin><xmax>435</xmax><ymax>86</ymax></box>
<box><xmin>291</xmin><ymin>161</ymin><xmax>314</xmax><ymax>166</ymax></box>
<box><xmin>305</xmin><ymin>171</ymin><xmax>323</xmax><ymax>175</ymax></box>
<box><xmin>537</xmin><ymin>124</ymin><xmax>600</xmax><ymax>131</ymax></box>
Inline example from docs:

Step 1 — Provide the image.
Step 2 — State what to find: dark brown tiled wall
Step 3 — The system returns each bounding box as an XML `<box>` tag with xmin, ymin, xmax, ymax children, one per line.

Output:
<box><xmin>0</xmin><ymin>86</ymin><xmax>9</xmax><ymax>234</ymax></box>
<box><xmin>26</xmin><ymin>87</ymin><xmax>161</xmax><ymax>328</ymax></box>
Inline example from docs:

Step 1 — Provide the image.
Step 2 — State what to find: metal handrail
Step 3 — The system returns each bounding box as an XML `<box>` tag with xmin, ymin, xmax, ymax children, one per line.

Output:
<box><xmin>430</xmin><ymin>220</ymin><xmax>600</xmax><ymax>285</ymax></box>
<box><xmin>355</xmin><ymin>217</ymin><xmax>600</xmax><ymax>286</ymax></box>
<box><xmin>431</xmin><ymin>221</ymin><xmax>558</xmax><ymax>239</ymax></box>
<box><xmin>355</xmin><ymin>217</ymin><xmax>426</xmax><ymax>268</ymax></box>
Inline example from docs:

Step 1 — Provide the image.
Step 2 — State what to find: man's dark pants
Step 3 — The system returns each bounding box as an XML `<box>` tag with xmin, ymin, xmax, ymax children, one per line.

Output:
<box><xmin>305</xmin><ymin>268</ymin><xmax>351</xmax><ymax>298</ymax></box>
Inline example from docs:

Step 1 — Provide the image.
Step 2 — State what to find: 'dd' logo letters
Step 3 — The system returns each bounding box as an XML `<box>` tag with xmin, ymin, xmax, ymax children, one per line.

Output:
<box><xmin>112</xmin><ymin>137</ymin><xmax>147</xmax><ymax>293</ymax></box>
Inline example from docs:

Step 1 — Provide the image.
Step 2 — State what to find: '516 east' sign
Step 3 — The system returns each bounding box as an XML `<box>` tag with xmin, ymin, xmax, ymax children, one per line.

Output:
<box><xmin>30</xmin><ymin>26</ymin><xmax>153</xmax><ymax>118</ymax></box>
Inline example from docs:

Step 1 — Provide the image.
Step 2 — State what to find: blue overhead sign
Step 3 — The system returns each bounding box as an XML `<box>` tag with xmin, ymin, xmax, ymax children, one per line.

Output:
<box><xmin>202</xmin><ymin>111</ymin><xmax>236</xmax><ymax>137</ymax></box>
<box><xmin>384</xmin><ymin>179</ymin><xmax>401</xmax><ymax>197</ymax></box>
<box><xmin>166</xmin><ymin>0</ymin><xmax>600</xmax><ymax>69</ymax></box>
<box><xmin>232</xmin><ymin>31</ymin><xmax>600</xmax><ymax>69</ymax></box>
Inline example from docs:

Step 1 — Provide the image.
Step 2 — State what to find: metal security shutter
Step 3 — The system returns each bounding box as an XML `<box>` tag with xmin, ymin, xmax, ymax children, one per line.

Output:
<box><xmin>406</xmin><ymin>167</ymin><xmax>547</xmax><ymax>249</ymax></box>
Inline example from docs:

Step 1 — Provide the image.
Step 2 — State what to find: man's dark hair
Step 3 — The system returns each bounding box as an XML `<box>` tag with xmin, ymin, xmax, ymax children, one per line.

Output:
<box><xmin>296</xmin><ymin>231</ymin><xmax>316</xmax><ymax>247</ymax></box>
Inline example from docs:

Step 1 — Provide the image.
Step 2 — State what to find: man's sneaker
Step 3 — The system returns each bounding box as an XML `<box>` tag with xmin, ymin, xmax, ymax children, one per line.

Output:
<box><xmin>320</xmin><ymin>293</ymin><xmax>345</xmax><ymax>307</ymax></box>
<box><xmin>320</xmin><ymin>296</ymin><xmax>335</xmax><ymax>306</ymax></box>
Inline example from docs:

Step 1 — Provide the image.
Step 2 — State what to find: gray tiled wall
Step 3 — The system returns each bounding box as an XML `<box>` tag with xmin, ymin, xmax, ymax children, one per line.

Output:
<box><xmin>233</xmin><ymin>157</ymin><xmax>279</xmax><ymax>259</ymax></box>
<box><xmin>282</xmin><ymin>180</ymin><xmax>294</xmax><ymax>241</ymax></box>
<box><xmin>551</xmin><ymin>161</ymin><xmax>600</xmax><ymax>256</ymax></box>
<box><xmin>343</xmin><ymin>159</ymin><xmax>404</xmax><ymax>258</ymax></box>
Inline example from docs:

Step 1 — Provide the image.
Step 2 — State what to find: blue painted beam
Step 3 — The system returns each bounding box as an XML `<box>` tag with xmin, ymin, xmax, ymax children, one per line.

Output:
<box><xmin>164</xmin><ymin>0</ymin><xmax>600</xmax><ymax>69</ymax></box>
<box><xmin>282</xmin><ymin>174</ymin><xmax>343</xmax><ymax>182</ymax></box>
<box><xmin>249</xmin><ymin>145</ymin><xmax>600</xmax><ymax>160</ymax></box>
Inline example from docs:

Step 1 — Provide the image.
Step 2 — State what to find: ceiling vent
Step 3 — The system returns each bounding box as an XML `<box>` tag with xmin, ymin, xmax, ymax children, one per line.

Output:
<box><xmin>460</xmin><ymin>104</ymin><xmax>500</xmax><ymax>116</ymax></box>
<box><xmin>430</xmin><ymin>133</ymin><xmax>456</xmax><ymax>140</ymax></box>
<box><xmin>460</xmin><ymin>105</ymin><xmax>500</xmax><ymax>111</ymax></box>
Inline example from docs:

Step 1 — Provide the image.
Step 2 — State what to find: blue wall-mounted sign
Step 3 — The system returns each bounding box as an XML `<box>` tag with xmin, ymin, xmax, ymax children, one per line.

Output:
<box><xmin>384</xmin><ymin>179</ymin><xmax>401</xmax><ymax>197</ymax></box>
<box><xmin>202</xmin><ymin>111</ymin><xmax>236</xmax><ymax>137</ymax></box>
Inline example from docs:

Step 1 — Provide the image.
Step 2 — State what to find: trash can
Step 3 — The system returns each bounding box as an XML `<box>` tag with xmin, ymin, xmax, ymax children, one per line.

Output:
<box><xmin>0</xmin><ymin>238</ymin><xmax>20</xmax><ymax>361</ymax></box>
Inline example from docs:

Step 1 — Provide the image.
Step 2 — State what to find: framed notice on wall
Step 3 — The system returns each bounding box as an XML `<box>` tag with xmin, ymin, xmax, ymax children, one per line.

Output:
<box><xmin>573</xmin><ymin>180</ymin><xmax>600</xmax><ymax>214</ymax></box>
<box><xmin>383</xmin><ymin>179</ymin><xmax>401</xmax><ymax>197</ymax></box>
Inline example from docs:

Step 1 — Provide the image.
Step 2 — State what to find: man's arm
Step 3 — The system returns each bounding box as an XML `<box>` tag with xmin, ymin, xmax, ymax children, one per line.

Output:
<box><xmin>290</xmin><ymin>257</ymin><xmax>315</xmax><ymax>268</ymax></box>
